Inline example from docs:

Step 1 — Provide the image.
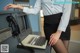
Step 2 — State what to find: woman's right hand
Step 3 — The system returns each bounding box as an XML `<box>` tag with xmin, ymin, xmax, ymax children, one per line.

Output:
<box><xmin>4</xmin><ymin>4</ymin><xmax>23</xmax><ymax>10</ymax></box>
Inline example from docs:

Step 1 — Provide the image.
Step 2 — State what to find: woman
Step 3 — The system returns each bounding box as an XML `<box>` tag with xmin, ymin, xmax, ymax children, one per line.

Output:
<box><xmin>4</xmin><ymin>0</ymin><xmax>72</xmax><ymax>53</ymax></box>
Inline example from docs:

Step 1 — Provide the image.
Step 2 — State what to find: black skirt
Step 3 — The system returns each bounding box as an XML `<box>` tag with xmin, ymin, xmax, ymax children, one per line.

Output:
<box><xmin>44</xmin><ymin>13</ymin><xmax>71</xmax><ymax>41</ymax></box>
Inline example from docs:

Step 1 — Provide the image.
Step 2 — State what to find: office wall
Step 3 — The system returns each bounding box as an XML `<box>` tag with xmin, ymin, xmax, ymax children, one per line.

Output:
<box><xmin>28</xmin><ymin>0</ymin><xmax>40</xmax><ymax>32</ymax></box>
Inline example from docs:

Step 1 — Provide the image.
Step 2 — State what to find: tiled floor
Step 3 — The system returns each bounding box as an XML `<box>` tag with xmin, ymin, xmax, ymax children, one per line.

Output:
<box><xmin>69</xmin><ymin>42</ymin><xmax>80</xmax><ymax>53</ymax></box>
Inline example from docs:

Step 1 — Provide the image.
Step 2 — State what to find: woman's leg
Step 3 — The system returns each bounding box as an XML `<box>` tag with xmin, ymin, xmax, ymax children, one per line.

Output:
<box><xmin>62</xmin><ymin>40</ymin><xmax>70</xmax><ymax>50</ymax></box>
<box><xmin>52</xmin><ymin>39</ymin><xmax>68</xmax><ymax>53</ymax></box>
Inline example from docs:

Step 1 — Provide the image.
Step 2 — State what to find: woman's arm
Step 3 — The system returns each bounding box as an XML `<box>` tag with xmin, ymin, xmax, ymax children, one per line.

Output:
<box><xmin>23</xmin><ymin>0</ymin><xmax>41</xmax><ymax>15</ymax></box>
<box><xmin>4</xmin><ymin>0</ymin><xmax>41</xmax><ymax>15</ymax></box>
<box><xmin>49</xmin><ymin>0</ymin><xmax>72</xmax><ymax>46</ymax></box>
<box><xmin>4</xmin><ymin>4</ymin><xmax>24</xmax><ymax>10</ymax></box>
<box><xmin>57</xmin><ymin>0</ymin><xmax>72</xmax><ymax>32</ymax></box>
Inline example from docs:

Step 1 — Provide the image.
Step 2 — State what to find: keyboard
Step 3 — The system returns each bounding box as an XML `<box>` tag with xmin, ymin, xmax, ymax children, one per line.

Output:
<box><xmin>21</xmin><ymin>34</ymin><xmax>47</xmax><ymax>49</ymax></box>
<box><xmin>28</xmin><ymin>37</ymin><xmax>46</xmax><ymax>46</ymax></box>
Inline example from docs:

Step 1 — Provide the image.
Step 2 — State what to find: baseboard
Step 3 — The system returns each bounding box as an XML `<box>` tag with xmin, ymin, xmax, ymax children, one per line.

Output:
<box><xmin>70</xmin><ymin>40</ymin><xmax>80</xmax><ymax>44</ymax></box>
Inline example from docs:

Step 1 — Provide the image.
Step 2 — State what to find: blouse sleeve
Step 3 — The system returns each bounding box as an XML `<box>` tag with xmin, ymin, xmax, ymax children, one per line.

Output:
<box><xmin>23</xmin><ymin>0</ymin><xmax>41</xmax><ymax>15</ymax></box>
<box><xmin>57</xmin><ymin>0</ymin><xmax>72</xmax><ymax>32</ymax></box>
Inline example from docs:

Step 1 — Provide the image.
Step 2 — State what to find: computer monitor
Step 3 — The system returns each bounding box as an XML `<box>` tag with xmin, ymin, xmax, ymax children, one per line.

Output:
<box><xmin>14</xmin><ymin>0</ymin><xmax>29</xmax><ymax>2</ymax></box>
<box><xmin>14</xmin><ymin>0</ymin><xmax>30</xmax><ymax>8</ymax></box>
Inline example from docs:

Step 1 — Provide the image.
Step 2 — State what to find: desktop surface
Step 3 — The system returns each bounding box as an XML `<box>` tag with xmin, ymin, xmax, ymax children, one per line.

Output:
<box><xmin>0</xmin><ymin>33</ymin><xmax>51</xmax><ymax>53</ymax></box>
<box><xmin>0</xmin><ymin>37</ymin><xmax>31</xmax><ymax>53</ymax></box>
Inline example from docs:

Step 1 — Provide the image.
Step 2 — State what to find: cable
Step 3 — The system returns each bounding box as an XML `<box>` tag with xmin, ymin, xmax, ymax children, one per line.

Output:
<box><xmin>6</xmin><ymin>15</ymin><xmax>20</xmax><ymax>37</ymax></box>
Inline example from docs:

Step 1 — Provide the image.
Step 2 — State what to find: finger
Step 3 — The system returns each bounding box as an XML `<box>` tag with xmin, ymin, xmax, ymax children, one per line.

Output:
<box><xmin>4</xmin><ymin>5</ymin><xmax>11</xmax><ymax>10</ymax></box>
<box><xmin>49</xmin><ymin>34</ymin><xmax>54</xmax><ymax>44</ymax></box>
<box><xmin>50</xmin><ymin>36</ymin><xmax>57</xmax><ymax>46</ymax></box>
<box><xmin>5</xmin><ymin>4</ymin><xmax>11</xmax><ymax>8</ymax></box>
<box><xmin>49</xmin><ymin>37</ymin><xmax>54</xmax><ymax>46</ymax></box>
<box><xmin>4</xmin><ymin>4</ymin><xmax>12</xmax><ymax>10</ymax></box>
<box><xmin>52</xmin><ymin>39</ymin><xmax>56</xmax><ymax>45</ymax></box>
<box><xmin>50</xmin><ymin>38</ymin><xmax>56</xmax><ymax>46</ymax></box>
<box><xmin>4</xmin><ymin>6</ymin><xmax>9</xmax><ymax>10</ymax></box>
<box><xmin>49</xmin><ymin>36</ymin><xmax>54</xmax><ymax>44</ymax></box>
<box><xmin>4</xmin><ymin>6</ymin><xmax>10</xmax><ymax>10</ymax></box>
<box><xmin>53</xmin><ymin>38</ymin><xmax>59</xmax><ymax>45</ymax></box>
<box><xmin>50</xmin><ymin>34</ymin><xmax>54</xmax><ymax>42</ymax></box>
<box><xmin>49</xmin><ymin>39</ymin><xmax>54</xmax><ymax>46</ymax></box>
<box><xmin>8</xmin><ymin>4</ymin><xmax>13</xmax><ymax>6</ymax></box>
<box><xmin>6</xmin><ymin>4</ymin><xmax>13</xmax><ymax>7</ymax></box>
<box><xmin>50</xmin><ymin>34</ymin><xmax>54</xmax><ymax>38</ymax></box>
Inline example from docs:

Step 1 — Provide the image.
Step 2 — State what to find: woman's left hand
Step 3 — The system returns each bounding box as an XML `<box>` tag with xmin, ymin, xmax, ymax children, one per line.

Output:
<box><xmin>4</xmin><ymin>4</ymin><xmax>23</xmax><ymax>10</ymax></box>
<box><xmin>49</xmin><ymin>30</ymin><xmax>62</xmax><ymax>46</ymax></box>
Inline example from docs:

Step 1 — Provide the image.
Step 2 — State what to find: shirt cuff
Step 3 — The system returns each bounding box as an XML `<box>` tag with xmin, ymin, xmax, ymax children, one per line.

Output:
<box><xmin>57</xmin><ymin>27</ymin><xmax>66</xmax><ymax>32</ymax></box>
<box><xmin>23</xmin><ymin>7</ymin><xmax>29</xmax><ymax>13</ymax></box>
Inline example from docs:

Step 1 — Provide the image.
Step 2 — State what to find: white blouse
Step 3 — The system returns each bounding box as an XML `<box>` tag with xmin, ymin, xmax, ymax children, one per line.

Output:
<box><xmin>23</xmin><ymin>0</ymin><xmax>72</xmax><ymax>32</ymax></box>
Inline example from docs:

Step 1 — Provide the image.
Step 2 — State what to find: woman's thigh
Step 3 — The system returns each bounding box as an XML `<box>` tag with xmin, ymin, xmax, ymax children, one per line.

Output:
<box><xmin>52</xmin><ymin>39</ymin><xmax>68</xmax><ymax>53</ymax></box>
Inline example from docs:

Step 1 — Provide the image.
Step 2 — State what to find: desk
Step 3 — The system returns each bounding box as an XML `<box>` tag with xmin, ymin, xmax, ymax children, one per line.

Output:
<box><xmin>0</xmin><ymin>36</ymin><xmax>51</xmax><ymax>53</ymax></box>
<box><xmin>0</xmin><ymin>11</ymin><xmax>51</xmax><ymax>53</ymax></box>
